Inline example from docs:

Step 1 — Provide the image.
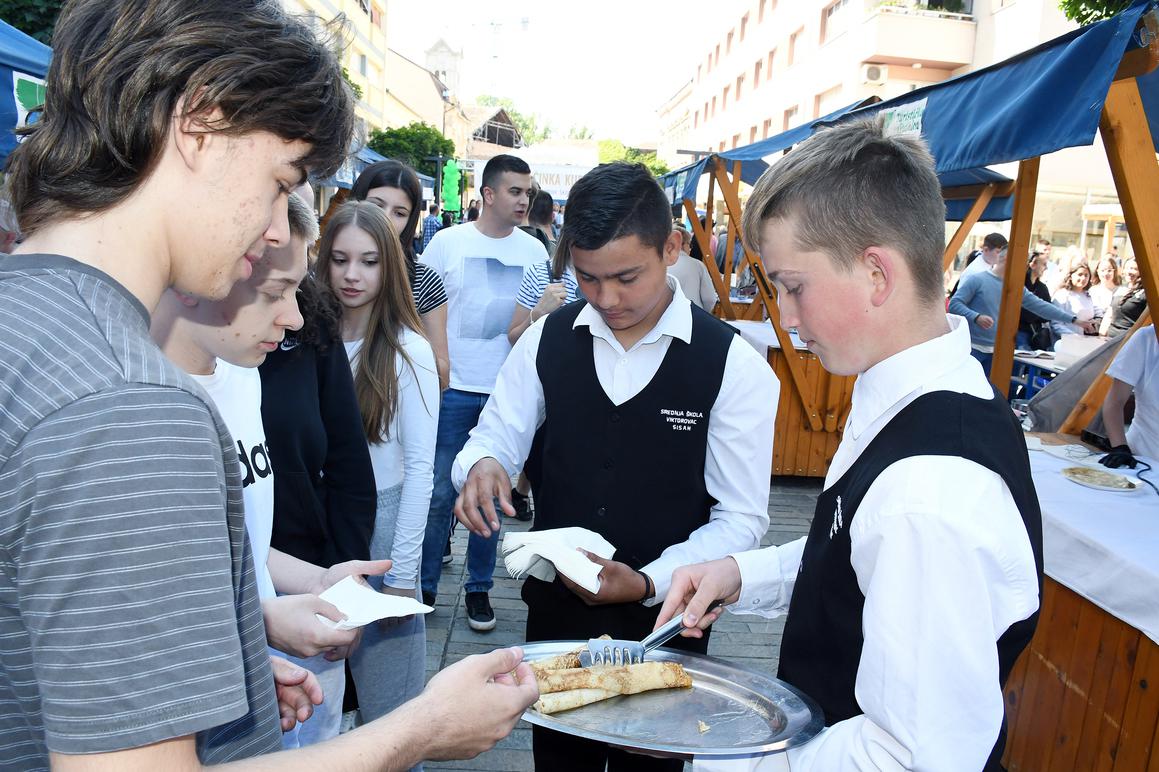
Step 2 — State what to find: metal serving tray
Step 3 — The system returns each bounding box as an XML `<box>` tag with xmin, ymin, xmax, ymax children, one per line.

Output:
<box><xmin>520</xmin><ymin>641</ymin><xmax>823</xmax><ymax>757</ymax></box>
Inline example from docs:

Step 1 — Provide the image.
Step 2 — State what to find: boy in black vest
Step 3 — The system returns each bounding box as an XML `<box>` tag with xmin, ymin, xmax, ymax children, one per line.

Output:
<box><xmin>657</xmin><ymin>116</ymin><xmax>1043</xmax><ymax>771</ymax></box>
<box><xmin>454</xmin><ymin>162</ymin><xmax>779</xmax><ymax>771</ymax></box>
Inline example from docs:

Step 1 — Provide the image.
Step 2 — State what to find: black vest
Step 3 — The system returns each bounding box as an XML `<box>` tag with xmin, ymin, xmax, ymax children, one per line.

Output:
<box><xmin>777</xmin><ymin>389</ymin><xmax>1043</xmax><ymax>769</ymax></box>
<box><xmin>532</xmin><ymin>300</ymin><xmax>736</xmax><ymax>568</ymax></box>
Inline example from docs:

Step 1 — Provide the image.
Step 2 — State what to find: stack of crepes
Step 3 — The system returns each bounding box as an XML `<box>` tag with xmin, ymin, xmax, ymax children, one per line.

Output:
<box><xmin>501</xmin><ymin>527</ymin><xmax>616</xmax><ymax>594</ymax></box>
<box><xmin>529</xmin><ymin>643</ymin><xmax>693</xmax><ymax>714</ymax></box>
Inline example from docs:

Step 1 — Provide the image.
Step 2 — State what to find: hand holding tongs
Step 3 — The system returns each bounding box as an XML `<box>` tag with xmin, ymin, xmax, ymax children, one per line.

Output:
<box><xmin>578</xmin><ymin>601</ymin><xmax>725</xmax><ymax>667</ymax></box>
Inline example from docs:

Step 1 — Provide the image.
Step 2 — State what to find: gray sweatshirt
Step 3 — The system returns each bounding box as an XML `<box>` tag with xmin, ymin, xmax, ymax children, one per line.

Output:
<box><xmin>949</xmin><ymin>269</ymin><xmax>1075</xmax><ymax>349</ymax></box>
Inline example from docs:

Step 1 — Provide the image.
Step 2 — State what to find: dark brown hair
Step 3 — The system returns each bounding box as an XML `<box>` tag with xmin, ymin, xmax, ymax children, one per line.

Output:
<box><xmin>351</xmin><ymin>160</ymin><xmax>423</xmax><ymax>262</ymax></box>
<box><xmin>5</xmin><ymin>0</ymin><xmax>354</xmax><ymax>234</ymax></box>
<box><xmin>317</xmin><ymin>202</ymin><xmax>428</xmax><ymax>444</ymax></box>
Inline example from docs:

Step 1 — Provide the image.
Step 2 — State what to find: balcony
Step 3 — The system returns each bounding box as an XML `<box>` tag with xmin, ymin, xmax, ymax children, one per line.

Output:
<box><xmin>856</xmin><ymin>1</ymin><xmax>976</xmax><ymax>69</ymax></box>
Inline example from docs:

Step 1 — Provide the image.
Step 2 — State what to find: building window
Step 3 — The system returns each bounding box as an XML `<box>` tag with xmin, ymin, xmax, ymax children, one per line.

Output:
<box><xmin>783</xmin><ymin>105</ymin><xmax>799</xmax><ymax>130</ymax></box>
<box><xmin>707</xmin><ymin>54</ymin><xmax>713</xmax><ymax>73</ymax></box>
<box><xmin>711</xmin><ymin>96</ymin><xmax>717</xmax><ymax>117</ymax></box>
<box><xmin>736</xmin><ymin>74</ymin><xmax>744</xmax><ymax>102</ymax></box>
<box><xmin>371</xmin><ymin>3</ymin><xmax>383</xmax><ymax>27</ymax></box>
<box><xmin>754</xmin><ymin>59</ymin><xmax>763</xmax><ymax>87</ymax></box>
<box><xmin>759</xmin><ymin>0</ymin><xmax>767</xmax><ymax>22</ymax></box>
<box><xmin>822</xmin><ymin>0</ymin><xmax>850</xmax><ymax>44</ymax></box>
<box><xmin>694</xmin><ymin>110</ymin><xmax>700</xmax><ymax>128</ymax></box>
<box><xmin>715</xmin><ymin>44</ymin><xmax>721</xmax><ymax>65</ymax></box>
<box><xmin>814</xmin><ymin>84</ymin><xmax>843</xmax><ymax>118</ymax></box>
<box><xmin>741</xmin><ymin>13</ymin><xmax>749</xmax><ymax>41</ymax></box>
<box><xmin>788</xmin><ymin>28</ymin><xmax>802</xmax><ymax>67</ymax></box>
<box><xmin>722</xmin><ymin>85</ymin><xmax>730</xmax><ymax>111</ymax></box>
<box><xmin>697</xmin><ymin>64</ymin><xmax>702</xmax><ymax>83</ymax></box>
<box><xmin>726</xmin><ymin>30</ymin><xmax>734</xmax><ymax>54</ymax></box>
<box><xmin>705</xmin><ymin>101</ymin><xmax>710</xmax><ymax>120</ymax></box>
<box><xmin>732</xmin><ymin>133</ymin><xmax>741</xmax><ymax>148</ymax></box>
<box><xmin>767</xmin><ymin>48</ymin><xmax>777</xmax><ymax>75</ymax></box>
<box><xmin>750</xmin><ymin>126</ymin><xmax>758</xmax><ymax>143</ymax></box>
<box><xmin>763</xmin><ymin>118</ymin><xmax>773</xmax><ymax>138</ymax></box>
<box><xmin>359</xmin><ymin>53</ymin><xmax>367</xmax><ymax>76</ymax></box>
<box><xmin>719</xmin><ymin>140</ymin><xmax>726</xmax><ymax>151</ymax></box>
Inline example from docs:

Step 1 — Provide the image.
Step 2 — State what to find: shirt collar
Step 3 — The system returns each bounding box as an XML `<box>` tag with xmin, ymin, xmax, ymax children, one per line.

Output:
<box><xmin>845</xmin><ymin>315</ymin><xmax>973</xmax><ymax>440</ymax></box>
<box><xmin>573</xmin><ymin>274</ymin><xmax>692</xmax><ymax>353</ymax></box>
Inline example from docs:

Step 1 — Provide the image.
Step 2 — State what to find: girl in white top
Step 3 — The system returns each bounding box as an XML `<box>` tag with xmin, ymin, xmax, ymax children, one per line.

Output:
<box><xmin>1089</xmin><ymin>254</ymin><xmax>1124</xmax><ymax>321</ymax></box>
<box><xmin>1051</xmin><ymin>262</ymin><xmax>1096</xmax><ymax>337</ymax></box>
<box><xmin>319</xmin><ymin>202</ymin><xmax>440</xmax><ymax>737</ymax></box>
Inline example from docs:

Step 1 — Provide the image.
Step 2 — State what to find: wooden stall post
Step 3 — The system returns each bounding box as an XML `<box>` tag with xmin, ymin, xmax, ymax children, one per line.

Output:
<box><xmin>1099</xmin><ymin>76</ymin><xmax>1159</xmax><ymax>348</ymax></box>
<box><xmin>943</xmin><ymin>183</ymin><xmax>997</xmax><ymax>272</ymax></box>
<box><xmin>990</xmin><ymin>157</ymin><xmax>1041</xmax><ymax>396</ymax></box>
<box><xmin>685</xmin><ymin>196</ymin><xmax>739</xmax><ymax>320</ymax></box>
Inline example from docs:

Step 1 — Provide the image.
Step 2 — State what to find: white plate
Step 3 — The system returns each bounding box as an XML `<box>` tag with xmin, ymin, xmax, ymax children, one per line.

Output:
<box><xmin>1060</xmin><ymin>467</ymin><xmax>1140</xmax><ymax>493</ymax></box>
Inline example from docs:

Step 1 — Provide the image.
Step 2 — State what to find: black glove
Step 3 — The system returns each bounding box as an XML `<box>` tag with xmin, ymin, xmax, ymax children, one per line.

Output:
<box><xmin>1100</xmin><ymin>444</ymin><xmax>1138</xmax><ymax>469</ymax></box>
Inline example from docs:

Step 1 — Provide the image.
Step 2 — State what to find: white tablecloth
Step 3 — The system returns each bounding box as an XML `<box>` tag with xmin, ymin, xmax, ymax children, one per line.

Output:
<box><xmin>1030</xmin><ymin>445</ymin><xmax>1159</xmax><ymax>643</ymax></box>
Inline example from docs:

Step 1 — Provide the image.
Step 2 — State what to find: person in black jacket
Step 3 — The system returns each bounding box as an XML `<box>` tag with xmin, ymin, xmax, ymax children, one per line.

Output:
<box><xmin>1017</xmin><ymin>251</ymin><xmax>1055</xmax><ymax>351</ymax></box>
<box><xmin>259</xmin><ymin>190</ymin><xmax>377</xmax><ymax>746</ymax></box>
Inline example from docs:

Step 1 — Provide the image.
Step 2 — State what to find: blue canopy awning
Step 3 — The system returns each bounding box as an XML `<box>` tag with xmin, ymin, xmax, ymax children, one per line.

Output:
<box><xmin>314</xmin><ymin>146</ymin><xmax>436</xmax><ymax>190</ymax></box>
<box><xmin>0</xmin><ymin>20</ymin><xmax>51</xmax><ymax>167</ymax></box>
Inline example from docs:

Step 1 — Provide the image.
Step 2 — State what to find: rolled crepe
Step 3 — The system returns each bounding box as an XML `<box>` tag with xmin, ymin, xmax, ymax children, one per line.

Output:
<box><xmin>527</xmin><ymin>636</ymin><xmax>612</xmax><ymax>676</ymax></box>
<box><xmin>536</xmin><ymin>661</ymin><xmax>692</xmax><ymax>696</ymax></box>
<box><xmin>534</xmin><ymin>688</ymin><xmax>619</xmax><ymax>714</ymax></box>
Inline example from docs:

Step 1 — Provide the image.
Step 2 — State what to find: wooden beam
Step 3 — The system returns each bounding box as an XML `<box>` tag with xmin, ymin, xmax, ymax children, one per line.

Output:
<box><xmin>710</xmin><ymin>162</ymin><xmax>824</xmax><ymax>432</ymax></box>
<box><xmin>943</xmin><ymin>183</ymin><xmax>997</xmax><ymax>273</ymax></box>
<box><xmin>990</xmin><ymin>157</ymin><xmax>1041</xmax><ymax>396</ymax></box>
<box><xmin>942</xmin><ymin>181</ymin><xmax>1016</xmax><ymax>201</ymax></box>
<box><xmin>1113</xmin><ymin>9</ymin><xmax>1159</xmax><ymax>82</ymax></box>
<box><xmin>1059</xmin><ymin>310</ymin><xmax>1152</xmax><ymax>435</ymax></box>
<box><xmin>685</xmin><ymin>198</ymin><xmax>738</xmax><ymax>320</ymax></box>
<box><xmin>1099</xmin><ymin>76</ymin><xmax>1159</xmax><ymax>348</ymax></box>
<box><xmin>722</xmin><ymin>161</ymin><xmax>741</xmax><ymax>287</ymax></box>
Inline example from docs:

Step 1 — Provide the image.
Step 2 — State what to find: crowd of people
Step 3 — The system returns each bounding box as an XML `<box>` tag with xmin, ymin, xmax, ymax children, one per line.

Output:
<box><xmin>1</xmin><ymin>2</ymin><xmax>1155</xmax><ymax>772</ymax></box>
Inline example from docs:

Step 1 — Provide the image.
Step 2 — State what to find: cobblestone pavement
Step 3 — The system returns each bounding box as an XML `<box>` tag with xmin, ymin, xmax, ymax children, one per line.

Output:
<box><xmin>423</xmin><ymin>476</ymin><xmax>822</xmax><ymax>772</ymax></box>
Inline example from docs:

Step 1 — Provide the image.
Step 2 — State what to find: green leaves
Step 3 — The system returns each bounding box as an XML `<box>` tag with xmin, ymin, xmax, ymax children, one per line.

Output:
<box><xmin>366</xmin><ymin>122</ymin><xmax>454</xmax><ymax>178</ymax></box>
<box><xmin>0</xmin><ymin>0</ymin><xmax>65</xmax><ymax>44</ymax></box>
<box><xmin>1057</xmin><ymin>0</ymin><xmax>1132</xmax><ymax>25</ymax></box>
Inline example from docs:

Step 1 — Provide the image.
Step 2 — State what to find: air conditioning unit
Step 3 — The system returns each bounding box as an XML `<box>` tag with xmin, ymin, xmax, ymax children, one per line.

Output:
<box><xmin>861</xmin><ymin>63</ymin><xmax>886</xmax><ymax>86</ymax></box>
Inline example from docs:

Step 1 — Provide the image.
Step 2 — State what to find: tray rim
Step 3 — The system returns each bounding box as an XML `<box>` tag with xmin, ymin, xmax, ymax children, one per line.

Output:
<box><xmin>518</xmin><ymin>640</ymin><xmax>825</xmax><ymax>757</ymax></box>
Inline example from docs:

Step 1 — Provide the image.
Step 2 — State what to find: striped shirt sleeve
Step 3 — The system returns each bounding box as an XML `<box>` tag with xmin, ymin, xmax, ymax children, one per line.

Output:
<box><xmin>516</xmin><ymin>262</ymin><xmax>550</xmax><ymax>309</ymax></box>
<box><xmin>8</xmin><ymin>385</ymin><xmax>255</xmax><ymax>753</ymax></box>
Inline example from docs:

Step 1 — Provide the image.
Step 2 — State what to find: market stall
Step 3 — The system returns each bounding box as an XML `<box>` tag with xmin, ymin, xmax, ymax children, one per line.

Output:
<box><xmin>0</xmin><ymin>20</ymin><xmax>50</xmax><ymax>167</ymax></box>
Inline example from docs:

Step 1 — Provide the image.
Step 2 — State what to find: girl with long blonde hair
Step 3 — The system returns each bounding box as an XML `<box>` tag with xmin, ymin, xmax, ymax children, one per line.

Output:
<box><xmin>317</xmin><ymin>201</ymin><xmax>439</xmax><ymax>737</ymax></box>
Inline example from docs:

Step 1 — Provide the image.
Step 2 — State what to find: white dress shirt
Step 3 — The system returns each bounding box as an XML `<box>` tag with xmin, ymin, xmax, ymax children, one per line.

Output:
<box><xmin>698</xmin><ymin>316</ymin><xmax>1040</xmax><ymax>771</ymax></box>
<box><xmin>452</xmin><ymin>277</ymin><xmax>779</xmax><ymax>603</ymax></box>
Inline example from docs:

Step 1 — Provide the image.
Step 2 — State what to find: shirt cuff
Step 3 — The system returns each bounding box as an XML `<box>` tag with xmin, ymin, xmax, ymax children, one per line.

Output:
<box><xmin>731</xmin><ymin>546</ymin><xmax>789</xmax><ymax>615</ymax></box>
<box><xmin>450</xmin><ymin>447</ymin><xmax>497</xmax><ymax>492</ymax></box>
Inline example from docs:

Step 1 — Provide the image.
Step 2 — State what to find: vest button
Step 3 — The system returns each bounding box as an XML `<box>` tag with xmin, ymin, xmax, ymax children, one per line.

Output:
<box><xmin>609</xmin><ymin>412</ymin><xmax>620</xmax><ymax>423</ymax></box>
<box><xmin>603</xmin><ymin>459</ymin><xmax>613</xmax><ymax>470</ymax></box>
<box><xmin>596</xmin><ymin>506</ymin><xmax>607</xmax><ymax>517</ymax></box>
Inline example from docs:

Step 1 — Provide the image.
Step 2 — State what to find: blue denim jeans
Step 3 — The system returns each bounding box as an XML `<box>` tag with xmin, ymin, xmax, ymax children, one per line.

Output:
<box><xmin>970</xmin><ymin>347</ymin><xmax>993</xmax><ymax>375</ymax></box>
<box><xmin>419</xmin><ymin>388</ymin><xmax>500</xmax><ymax>597</ymax></box>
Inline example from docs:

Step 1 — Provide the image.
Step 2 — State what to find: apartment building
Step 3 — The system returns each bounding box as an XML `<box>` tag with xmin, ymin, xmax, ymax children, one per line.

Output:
<box><xmin>661</xmin><ymin>0</ymin><xmax>1126</xmax><ymax>251</ymax></box>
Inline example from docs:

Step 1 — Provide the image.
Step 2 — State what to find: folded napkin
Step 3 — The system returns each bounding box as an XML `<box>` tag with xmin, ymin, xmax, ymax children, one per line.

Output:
<box><xmin>501</xmin><ymin>527</ymin><xmax>616</xmax><ymax>594</ymax></box>
<box><xmin>314</xmin><ymin>576</ymin><xmax>433</xmax><ymax>630</ymax></box>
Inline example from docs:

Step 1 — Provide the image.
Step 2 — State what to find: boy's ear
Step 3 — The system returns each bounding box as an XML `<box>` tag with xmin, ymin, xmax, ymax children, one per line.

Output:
<box><xmin>861</xmin><ymin>246</ymin><xmax>895</xmax><ymax>308</ymax></box>
<box><xmin>662</xmin><ymin>230</ymin><xmax>682</xmax><ymax>267</ymax></box>
<box><xmin>171</xmin><ymin>96</ymin><xmax>223</xmax><ymax>173</ymax></box>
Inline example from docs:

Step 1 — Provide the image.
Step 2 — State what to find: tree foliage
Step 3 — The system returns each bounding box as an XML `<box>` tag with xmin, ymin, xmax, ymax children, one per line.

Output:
<box><xmin>366</xmin><ymin>122</ymin><xmax>454</xmax><ymax>178</ymax></box>
<box><xmin>1</xmin><ymin>0</ymin><xmax>65</xmax><ymax>44</ymax></box>
<box><xmin>598</xmin><ymin>139</ymin><xmax>671</xmax><ymax>177</ymax></box>
<box><xmin>476</xmin><ymin>94</ymin><xmax>552</xmax><ymax>145</ymax></box>
<box><xmin>341</xmin><ymin>68</ymin><xmax>363</xmax><ymax>102</ymax></box>
<box><xmin>1057</xmin><ymin>0</ymin><xmax>1132</xmax><ymax>25</ymax></box>
<box><xmin>568</xmin><ymin>126</ymin><xmax>594</xmax><ymax>140</ymax></box>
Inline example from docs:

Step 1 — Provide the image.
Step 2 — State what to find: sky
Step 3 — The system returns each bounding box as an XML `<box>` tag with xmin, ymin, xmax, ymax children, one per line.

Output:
<box><xmin>386</xmin><ymin>0</ymin><xmax>727</xmax><ymax>144</ymax></box>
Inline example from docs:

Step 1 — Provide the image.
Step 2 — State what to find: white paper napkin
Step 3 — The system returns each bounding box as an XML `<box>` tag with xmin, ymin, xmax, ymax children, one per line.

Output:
<box><xmin>501</xmin><ymin>527</ymin><xmax>616</xmax><ymax>594</ymax></box>
<box><xmin>314</xmin><ymin>576</ymin><xmax>433</xmax><ymax>630</ymax></box>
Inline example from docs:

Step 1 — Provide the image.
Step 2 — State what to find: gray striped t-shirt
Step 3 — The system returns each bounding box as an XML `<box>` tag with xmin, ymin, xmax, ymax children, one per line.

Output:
<box><xmin>0</xmin><ymin>255</ymin><xmax>281</xmax><ymax>768</ymax></box>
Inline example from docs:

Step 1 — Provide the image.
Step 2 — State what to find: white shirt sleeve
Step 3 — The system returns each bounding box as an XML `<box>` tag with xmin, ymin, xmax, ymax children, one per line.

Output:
<box><xmin>698</xmin><ymin>457</ymin><xmax>1039</xmax><ymax>771</ymax></box>
<box><xmin>729</xmin><ymin>537</ymin><xmax>806</xmax><ymax>618</ymax></box>
<box><xmin>642</xmin><ymin>338</ymin><xmax>778</xmax><ymax>603</ymax></box>
<box><xmin>451</xmin><ymin>319</ymin><xmax>547</xmax><ymax>490</ymax></box>
<box><xmin>382</xmin><ymin>337</ymin><xmax>441</xmax><ymax>589</ymax></box>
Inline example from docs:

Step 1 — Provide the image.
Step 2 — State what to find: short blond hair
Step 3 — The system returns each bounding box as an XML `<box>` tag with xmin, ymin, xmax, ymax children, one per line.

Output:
<box><xmin>287</xmin><ymin>193</ymin><xmax>319</xmax><ymax>243</ymax></box>
<box><xmin>742</xmin><ymin>114</ymin><xmax>946</xmax><ymax>304</ymax></box>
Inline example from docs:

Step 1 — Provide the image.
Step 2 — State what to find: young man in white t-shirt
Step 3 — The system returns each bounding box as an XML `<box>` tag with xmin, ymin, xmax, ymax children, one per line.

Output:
<box><xmin>1101</xmin><ymin>324</ymin><xmax>1159</xmax><ymax>465</ymax></box>
<box><xmin>419</xmin><ymin>154</ymin><xmax>548</xmax><ymax>628</ymax></box>
<box><xmin>151</xmin><ymin>195</ymin><xmax>393</xmax><ymax>702</ymax></box>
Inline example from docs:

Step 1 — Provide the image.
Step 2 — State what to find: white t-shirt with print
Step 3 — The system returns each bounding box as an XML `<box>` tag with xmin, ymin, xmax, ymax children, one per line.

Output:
<box><xmin>191</xmin><ymin>361</ymin><xmax>277</xmax><ymax>600</ymax></box>
<box><xmin>1107</xmin><ymin>325</ymin><xmax>1159</xmax><ymax>460</ymax></box>
<box><xmin>419</xmin><ymin>221</ymin><xmax>547</xmax><ymax>394</ymax></box>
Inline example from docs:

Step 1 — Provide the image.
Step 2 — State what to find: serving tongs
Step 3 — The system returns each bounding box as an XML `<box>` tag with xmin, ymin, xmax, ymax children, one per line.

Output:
<box><xmin>579</xmin><ymin>602</ymin><xmax>724</xmax><ymax>667</ymax></box>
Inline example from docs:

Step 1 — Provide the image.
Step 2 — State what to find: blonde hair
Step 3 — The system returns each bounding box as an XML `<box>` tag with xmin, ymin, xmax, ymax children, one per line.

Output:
<box><xmin>317</xmin><ymin>201</ymin><xmax>426</xmax><ymax>444</ymax></box>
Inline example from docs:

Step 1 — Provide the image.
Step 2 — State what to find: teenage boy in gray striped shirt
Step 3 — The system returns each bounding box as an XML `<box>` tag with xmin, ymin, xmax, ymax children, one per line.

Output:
<box><xmin>0</xmin><ymin>1</ymin><xmax>537</xmax><ymax>770</ymax></box>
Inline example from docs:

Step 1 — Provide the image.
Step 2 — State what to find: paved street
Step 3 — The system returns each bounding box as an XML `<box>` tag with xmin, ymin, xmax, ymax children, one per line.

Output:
<box><xmin>424</xmin><ymin>476</ymin><xmax>823</xmax><ymax>772</ymax></box>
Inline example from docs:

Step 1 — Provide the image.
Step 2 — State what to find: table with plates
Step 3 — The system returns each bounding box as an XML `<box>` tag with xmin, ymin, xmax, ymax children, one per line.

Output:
<box><xmin>1002</xmin><ymin>433</ymin><xmax>1159</xmax><ymax>771</ymax></box>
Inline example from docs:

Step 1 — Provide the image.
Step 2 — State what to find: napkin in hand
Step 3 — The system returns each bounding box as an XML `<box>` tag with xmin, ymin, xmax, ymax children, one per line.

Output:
<box><xmin>501</xmin><ymin>527</ymin><xmax>616</xmax><ymax>594</ymax></box>
<box><xmin>314</xmin><ymin>576</ymin><xmax>433</xmax><ymax>630</ymax></box>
